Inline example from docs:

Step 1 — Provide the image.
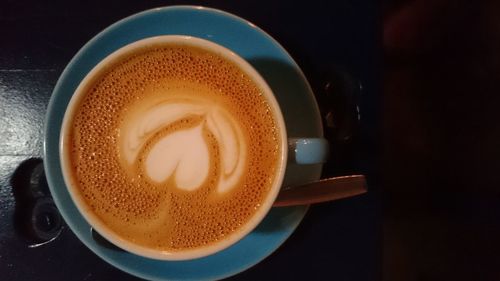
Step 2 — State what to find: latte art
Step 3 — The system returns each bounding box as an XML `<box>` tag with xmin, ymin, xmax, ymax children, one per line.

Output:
<box><xmin>120</xmin><ymin>96</ymin><xmax>246</xmax><ymax>193</ymax></box>
<box><xmin>66</xmin><ymin>43</ymin><xmax>282</xmax><ymax>252</ymax></box>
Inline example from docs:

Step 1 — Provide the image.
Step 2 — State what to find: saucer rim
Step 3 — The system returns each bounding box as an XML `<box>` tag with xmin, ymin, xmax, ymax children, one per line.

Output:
<box><xmin>44</xmin><ymin>5</ymin><xmax>321</xmax><ymax>281</ymax></box>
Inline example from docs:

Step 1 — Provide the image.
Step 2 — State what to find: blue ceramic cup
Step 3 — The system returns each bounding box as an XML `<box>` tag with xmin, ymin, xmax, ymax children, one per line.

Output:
<box><xmin>58</xmin><ymin>35</ymin><xmax>328</xmax><ymax>261</ymax></box>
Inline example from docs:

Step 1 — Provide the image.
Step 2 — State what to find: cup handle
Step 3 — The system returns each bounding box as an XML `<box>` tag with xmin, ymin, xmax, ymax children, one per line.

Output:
<box><xmin>288</xmin><ymin>138</ymin><xmax>329</xmax><ymax>164</ymax></box>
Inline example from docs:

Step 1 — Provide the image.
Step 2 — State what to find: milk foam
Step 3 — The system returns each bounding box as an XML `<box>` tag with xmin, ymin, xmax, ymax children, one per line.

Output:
<box><xmin>120</xmin><ymin>92</ymin><xmax>247</xmax><ymax>193</ymax></box>
<box><xmin>146</xmin><ymin>124</ymin><xmax>209</xmax><ymax>190</ymax></box>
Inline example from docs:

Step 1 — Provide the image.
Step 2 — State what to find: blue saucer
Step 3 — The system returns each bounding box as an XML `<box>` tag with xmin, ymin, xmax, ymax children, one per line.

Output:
<box><xmin>44</xmin><ymin>6</ymin><xmax>323</xmax><ymax>280</ymax></box>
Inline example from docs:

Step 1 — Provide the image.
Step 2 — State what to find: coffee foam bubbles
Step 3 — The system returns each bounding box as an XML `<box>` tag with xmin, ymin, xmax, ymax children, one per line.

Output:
<box><xmin>69</xmin><ymin>44</ymin><xmax>281</xmax><ymax>251</ymax></box>
<box><xmin>120</xmin><ymin>92</ymin><xmax>247</xmax><ymax>193</ymax></box>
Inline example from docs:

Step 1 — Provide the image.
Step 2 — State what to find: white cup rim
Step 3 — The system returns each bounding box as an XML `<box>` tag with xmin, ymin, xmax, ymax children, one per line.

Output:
<box><xmin>59</xmin><ymin>35</ymin><xmax>288</xmax><ymax>261</ymax></box>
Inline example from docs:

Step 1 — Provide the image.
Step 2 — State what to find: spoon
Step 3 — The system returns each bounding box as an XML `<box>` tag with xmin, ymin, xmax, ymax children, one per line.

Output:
<box><xmin>273</xmin><ymin>175</ymin><xmax>367</xmax><ymax>207</ymax></box>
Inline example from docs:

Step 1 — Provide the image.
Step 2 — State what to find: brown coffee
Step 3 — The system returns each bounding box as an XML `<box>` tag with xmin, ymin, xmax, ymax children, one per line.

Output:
<box><xmin>65</xmin><ymin>43</ymin><xmax>281</xmax><ymax>251</ymax></box>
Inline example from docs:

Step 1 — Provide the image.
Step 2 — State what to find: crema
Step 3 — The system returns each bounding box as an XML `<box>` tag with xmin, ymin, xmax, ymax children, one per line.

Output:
<box><xmin>66</xmin><ymin>44</ymin><xmax>281</xmax><ymax>251</ymax></box>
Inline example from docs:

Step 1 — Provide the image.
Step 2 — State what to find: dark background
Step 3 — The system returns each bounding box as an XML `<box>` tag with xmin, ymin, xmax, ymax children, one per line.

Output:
<box><xmin>5</xmin><ymin>0</ymin><xmax>499</xmax><ymax>281</ymax></box>
<box><xmin>384</xmin><ymin>0</ymin><xmax>500</xmax><ymax>280</ymax></box>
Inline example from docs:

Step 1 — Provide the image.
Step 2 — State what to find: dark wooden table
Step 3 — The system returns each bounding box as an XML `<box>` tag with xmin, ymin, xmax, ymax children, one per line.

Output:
<box><xmin>0</xmin><ymin>1</ymin><xmax>380</xmax><ymax>280</ymax></box>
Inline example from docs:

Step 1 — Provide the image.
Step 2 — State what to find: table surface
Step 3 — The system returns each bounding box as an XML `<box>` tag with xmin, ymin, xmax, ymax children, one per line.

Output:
<box><xmin>0</xmin><ymin>1</ymin><xmax>380</xmax><ymax>280</ymax></box>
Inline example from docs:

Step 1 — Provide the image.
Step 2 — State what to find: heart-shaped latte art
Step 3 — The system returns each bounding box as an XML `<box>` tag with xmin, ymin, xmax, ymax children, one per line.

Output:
<box><xmin>145</xmin><ymin>124</ymin><xmax>210</xmax><ymax>190</ymax></box>
<box><xmin>120</xmin><ymin>97</ymin><xmax>247</xmax><ymax>193</ymax></box>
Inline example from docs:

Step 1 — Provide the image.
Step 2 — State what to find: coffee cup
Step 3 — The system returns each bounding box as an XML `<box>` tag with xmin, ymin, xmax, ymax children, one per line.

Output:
<box><xmin>59</xmin><ymin>35</ymin><xmax>328</xmax><ymax>261</ymax></box>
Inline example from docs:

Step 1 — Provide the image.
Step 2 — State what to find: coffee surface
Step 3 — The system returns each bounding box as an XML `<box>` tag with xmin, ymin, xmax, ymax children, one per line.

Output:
<box><xmin>67</xmin><ymin>44</ymin><xmax>281</xmax><ymax>251</ymax></box>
